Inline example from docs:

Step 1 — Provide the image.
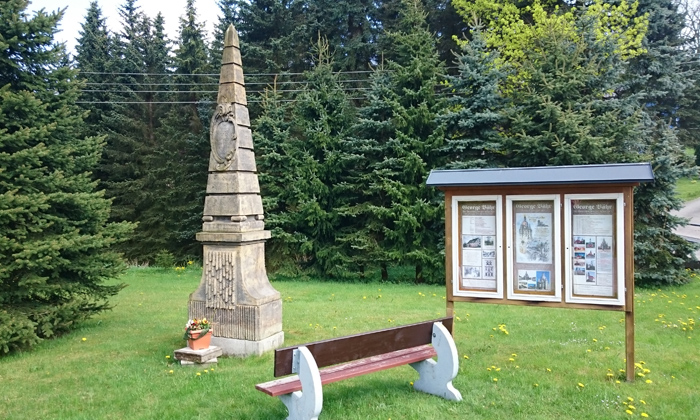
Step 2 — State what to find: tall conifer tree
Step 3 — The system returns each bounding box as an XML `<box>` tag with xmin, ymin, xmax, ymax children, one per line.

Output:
<box><xmin>147</xmin><ymin>0</ymin><xmax>212</xmax><ymax>260</ymax></box>
<box><xmin>0</xmin><ymin>0</ymin><xmax>133</xmax><ymax>353</ymax></box>
<box><xmin>358</xmin><ymin>0</ymin><xmax>447</xmax><ymax>283</ymax></box>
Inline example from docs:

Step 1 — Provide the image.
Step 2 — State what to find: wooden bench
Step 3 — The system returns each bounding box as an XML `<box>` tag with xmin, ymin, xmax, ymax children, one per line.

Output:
<box><xmin>255</xmin><ymin>317</ymin><xmax>461</xmax><ymax>420</ymax></box>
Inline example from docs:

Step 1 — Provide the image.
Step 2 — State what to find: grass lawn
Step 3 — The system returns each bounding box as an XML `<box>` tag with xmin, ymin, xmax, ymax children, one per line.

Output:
<box><xmin>675</xmin><ymin>177</ymin><xmax>700</xmax><ymax>202</ymax></box>
<box><xmin>1</xmin><ymin>267</ymin><xmax>700</xmax><ymax>419</ymax></box>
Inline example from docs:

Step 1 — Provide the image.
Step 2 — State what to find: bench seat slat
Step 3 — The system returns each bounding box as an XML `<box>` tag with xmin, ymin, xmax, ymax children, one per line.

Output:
<box><xmin>255</xmin><ymin>344</ymin><xmax>436</xmax><ymax>397</ymax></box>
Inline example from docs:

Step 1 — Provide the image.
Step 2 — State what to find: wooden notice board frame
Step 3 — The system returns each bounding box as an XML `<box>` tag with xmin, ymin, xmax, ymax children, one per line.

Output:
<box><xmin>427</xmin><ymin>163</ymin><xmax>654</xmax><ymax>382</ymax></box>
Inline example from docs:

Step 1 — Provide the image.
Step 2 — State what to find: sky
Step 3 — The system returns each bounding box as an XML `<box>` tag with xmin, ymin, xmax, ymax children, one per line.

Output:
<box><xmin>27</xmin><ymin>0</ymin><xmax>221</xmax><ymax>55</ymax></box>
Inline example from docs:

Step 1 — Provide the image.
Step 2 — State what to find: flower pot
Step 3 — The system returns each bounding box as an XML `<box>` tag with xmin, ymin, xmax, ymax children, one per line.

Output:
<box><xmin>187</xmin><ymin>329</ymin><xmax>213</xmax><ymax>350</ymax></box>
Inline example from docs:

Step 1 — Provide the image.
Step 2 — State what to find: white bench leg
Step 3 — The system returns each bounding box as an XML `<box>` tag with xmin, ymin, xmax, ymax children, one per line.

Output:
<box><xmin>410</xmin><ymin>322</ymin><xmax>463</xmax><ymax>401</ymax></box>
<box><xmin>278</xmin><ymin>346</ymin><xmax>323</xmax><ymax>420</ymax></box>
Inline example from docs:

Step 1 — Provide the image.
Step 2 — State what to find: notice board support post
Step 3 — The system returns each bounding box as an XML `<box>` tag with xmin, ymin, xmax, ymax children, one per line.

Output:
<box><xmin>624</xmin><ymin>187</ymin><xmax>635</xmax><ymax>382</ymax></box>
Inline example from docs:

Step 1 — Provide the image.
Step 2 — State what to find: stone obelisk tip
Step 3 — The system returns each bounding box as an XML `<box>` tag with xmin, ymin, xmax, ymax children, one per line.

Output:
<box><xmin>224</xmin><ymin>24</ymin><xmax>239</xmax><ymax>48</ymax></box>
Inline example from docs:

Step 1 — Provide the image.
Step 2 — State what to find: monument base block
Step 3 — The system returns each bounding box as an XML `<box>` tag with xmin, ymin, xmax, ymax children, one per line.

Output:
<box><xmin>212</xmin><ymin>331</ymin><xmax>284</xmax><ymax>357</ymax></box>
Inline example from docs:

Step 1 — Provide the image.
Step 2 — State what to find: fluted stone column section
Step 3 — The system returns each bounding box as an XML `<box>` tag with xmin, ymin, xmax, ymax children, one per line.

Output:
<box><xmin>189</xmin><ymin>24</ymin><xmax>283</xmax><ymax>356</ymax></box>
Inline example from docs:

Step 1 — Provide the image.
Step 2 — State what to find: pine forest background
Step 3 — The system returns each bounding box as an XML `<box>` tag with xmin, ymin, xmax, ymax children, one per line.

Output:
<box><xmin>6</xmin><ymin>0</ymin><xmax>700</xmax><ymax>352</ymax></box>
<box><xmin>30</xmin><ymin>0</ymin><xmax>700</xmax><ymax>284</ymax></box>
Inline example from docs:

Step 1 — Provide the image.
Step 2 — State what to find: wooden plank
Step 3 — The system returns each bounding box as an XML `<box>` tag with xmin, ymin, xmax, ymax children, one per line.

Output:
<box><xmin>257</xmin><ymin>345</ymin><xmax>436</xmax><ymax>396</ymax></box>
<box><xmin>273</xmin><ymin>317</ymin><xmax>452</xmax><ymax>377</ymax></box>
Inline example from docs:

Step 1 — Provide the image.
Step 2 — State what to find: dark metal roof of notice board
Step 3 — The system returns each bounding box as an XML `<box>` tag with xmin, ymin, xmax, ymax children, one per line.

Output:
<box><xmin>426</xmin><ymin>163</ymin><xmax>654</xmax><ymax>187</ymax></box>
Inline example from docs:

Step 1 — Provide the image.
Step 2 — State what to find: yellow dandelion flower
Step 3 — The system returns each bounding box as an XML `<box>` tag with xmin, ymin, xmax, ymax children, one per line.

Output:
<box><xmin>196</xmin><ymin>372</ymin><xmax>201</xmax><ymax>376</ymax></box>
<box><xmin>593</xmin><ymin>338</ymin><xmax>598</xmax><ymax>342</ymax></box>
<box><xmin>512</xmin><ymin>353</ymin><xmax>517</xmax><ymax>357</ymax></box>
<box><xmin>169</xmin><ymin>370</ymin><xmax>174</xmax><ymax>374</ymax></box>
<box><xmin>546</xmin><ymin>368</ymin><xmax>552</xmax><ymax>372</ymax></box>
<box><xmin>641</xmin><ymin>414</ymin><xmax>649</xmax><ymax>418</ymax></box>
<box><xmin>509</xmin><ymin>358</ymin><xmax>515</xmax><ymax>362</ymax></box>
<box><xmin>616</xmin><ymin>380</ymin><xmax>621</xmax><ymax>384</ymax></box>
<box><xmin>464</xmin><ymin>355</ymin><xmax>469</xmax><ymax>359</ymax></box>
<box><xmin>493</xmin><ymin>378</ymin><xmax>498</xmax><ymax>382</ymax></box>
<box><xmin>577</xmin><ymin>383</ymin><xmax>585</xmax><ymax>388</ymax></box>
<box><xmin>409</xmin><ymin>381</ymin><xmax>414</xmax><ymax>386</ymax></box>
<box><xmin>628</xmin><ymin>405</ymin><xmax>635</xmax><ymax>410</ymax></box>
<box><xmin>81</xmin><ymin>338</ymin><xmax>86</xmax><ymax>342</ymax></box>
<box><xmin>645</xmin><ymin>379</ymin><xmax>652</xmax><ymax>384</ymax></box>
<box><xmin>533</xmin><ymin>383</ymin><xmax>539</xmax><ymax>387</ymax></box>
<box><xmin>640</xmin><ymin>400</ymin><xmax>646</xmax><ymax>405</ymax></box>
<box><xmin>625</xmin><ymin>410</ymin><xmax>633</xmax><ymax>415</ymax></box>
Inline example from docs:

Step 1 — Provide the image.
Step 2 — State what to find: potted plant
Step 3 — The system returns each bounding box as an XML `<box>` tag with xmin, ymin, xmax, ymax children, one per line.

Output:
<box><xmin>184</xmin><ymin>318</ymin><xmax>213</xmax><ymax>350</ymax></box>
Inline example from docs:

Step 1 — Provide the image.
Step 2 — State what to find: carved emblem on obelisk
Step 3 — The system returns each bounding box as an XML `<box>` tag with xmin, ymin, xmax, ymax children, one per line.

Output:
<box><xmin>210</xmin><ymin>103</ymin><xmax>238</xmax><ymax>171</ymax></box>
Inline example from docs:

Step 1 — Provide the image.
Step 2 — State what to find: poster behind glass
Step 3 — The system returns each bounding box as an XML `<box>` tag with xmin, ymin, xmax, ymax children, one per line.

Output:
<box><xmin>511</xmin><ymin>200</ymin><xmax>556</xmax><ymax>297</ymax></box>
<box><xmin>460</xmin><ymin>201</ymin><xmax>498</xmax><ymax>292</ymax></box>
<box><xmin>570</xmin><ymin>199</ymin><xmax>617</xmax><ymax>299</ymax></box>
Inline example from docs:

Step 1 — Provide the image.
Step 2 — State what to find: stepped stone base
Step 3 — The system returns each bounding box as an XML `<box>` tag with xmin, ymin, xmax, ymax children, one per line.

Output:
<box><xmin>212</xmin><ymin>331</ymin><xmax>284</xmax><ymax>357</ymax></box>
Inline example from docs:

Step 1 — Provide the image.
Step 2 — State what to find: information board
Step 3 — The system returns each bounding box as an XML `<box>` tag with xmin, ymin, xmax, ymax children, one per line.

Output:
<box><xmin>506</xmin><ymin>195</ymin><xmax>561</xmax><ymax>302</ymax></box>
<box><xmin>452</xmin><ymin>195</ymin><xmax>502</xmax><ymax>298</ymax></box>
<box><xmin>565</xmin><ymin>194</ymin><xmax>625</xmax><ymax>305</ymax></box>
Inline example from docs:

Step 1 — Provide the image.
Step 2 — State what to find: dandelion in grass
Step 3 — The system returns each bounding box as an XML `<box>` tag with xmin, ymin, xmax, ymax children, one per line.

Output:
<box><xmin>645</xmin><ymin>379</ymin><xmax>652</xmax><ymax>384</ymax></box>
<box><xmin>641</xmin><ymin>414</ymin><xmax>649</xmax><ymax>418</ymax></box>
<box><xmin>577</xmin><ymin>383</ymin><xmax>585</xmax><ymax>388</ymax></box>
<box><xmin>82</xmin><ymin>337</ymin><xmax>86</xmax><ymax>342</ymax></box>
<box><xmin>196</xmin><ymin>372</ymin><xmax>201</xmax><ymax>376</ymax></box>
<box><xmin>409</xmin><ymin>381</ymin><xmax>414</xmax><ymax>386</ymax></box>
<box><xmin>625</xmin><ymin>409</ymin><xmax>633</xmax><ymax>415</ymax></box>
<box><xmin>166</xmin><ymin>355</ymin><xmax>170</xmax><ymax>359</ymax></box>
<box><xmin>169</xmin><ymin>370</ymin><xmax>173</xmax><ymax>374</ymax></box>
<box><xmin>463</xmin><ymin>355</ymin><xmax>469</xmax><ymax>359</ymax></box>
<box><xmin>546</xmin><ymin>368</ymin><xmax>552</xmax><ymax>372</ymax></box>
<box><xmin>492</xmin><ymin>378</ymin><xmax>498</xmax><ymax>382</ymax></box>
<box><xmin>533</xmin><ymin>383</ymin><xmax>539</xmax><ymax>387</ymax></box>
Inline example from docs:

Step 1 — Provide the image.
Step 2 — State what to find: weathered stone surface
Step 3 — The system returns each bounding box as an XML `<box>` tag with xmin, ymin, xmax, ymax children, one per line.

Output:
<box><xmin>206</xmin><ymin>172</ymin><xmax>260</xmax><ymax>194</ymax></box>
<box><xmin>211</xmin><ymin>332</ymin><xmax>284</xmax><ymax>357</ymax></box>
<box><xmin>202</xmin><ymin>194</ymin><xmax>263</xmax><ymax>217</ymax></box>
<box><xmin>238</xmin><ymin>127</ymin><xmax>253</xmax><ymax>149</ymax></box>
<box><xmin>174</xmin><ymin>346</ymin><xmax>223</xmax><ymax>363</ymax></box>
<box><xmin>208</xmin><ymin>147</ymin><xmax>256</xmax><ymax>172</ymax></box>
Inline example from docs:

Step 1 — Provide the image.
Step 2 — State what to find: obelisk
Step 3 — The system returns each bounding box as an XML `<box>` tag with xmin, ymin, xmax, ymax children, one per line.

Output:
<box><xmin>188</xmin><ymin>24</ymin><xmax>284</xmax><ymax>357</ymax></box>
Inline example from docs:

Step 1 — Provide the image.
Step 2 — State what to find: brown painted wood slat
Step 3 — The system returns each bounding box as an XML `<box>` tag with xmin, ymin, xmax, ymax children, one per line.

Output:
<box><xmin>256</xmin><ymin>345</ymin><xmax>436</xmax><ymax>397</ymax></box>
<box><xmin>273</xmin><ymin>317</ymin><xmax>453</xmax><ymax>377</ymax></box>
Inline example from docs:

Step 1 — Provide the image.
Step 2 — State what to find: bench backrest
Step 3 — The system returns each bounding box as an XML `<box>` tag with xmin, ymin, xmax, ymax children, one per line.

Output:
<box><xmin>273</xmin><ymin>316</ymin><xmax>453</xmax><ymax>377</ymax></box>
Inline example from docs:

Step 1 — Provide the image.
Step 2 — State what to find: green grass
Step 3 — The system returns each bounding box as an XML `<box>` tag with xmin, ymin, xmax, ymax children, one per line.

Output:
<box><xmin>675</xmin><ymin>177</ymin><xmax>700</xmax><ymax>202</ymax></box>
<box><xmin>2</xmin><ymin>268</ymin><xmax>700</xmax><ymax>419</ymax></box>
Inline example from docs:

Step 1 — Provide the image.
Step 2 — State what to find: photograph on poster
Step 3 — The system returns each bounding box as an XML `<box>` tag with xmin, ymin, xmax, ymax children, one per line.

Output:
<box><xmin>569</xmin><ymin>199</ymin><xmax>618</xmax><ymax>299</ymax></box>
<box><xmin>516</xmin><ymin>270</ymin><xmax>551</xmax><ymax>290</ymax></box>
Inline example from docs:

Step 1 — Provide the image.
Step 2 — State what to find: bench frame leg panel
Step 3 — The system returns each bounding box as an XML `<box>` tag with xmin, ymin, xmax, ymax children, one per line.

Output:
<box><xmin>278</xmin><ymin>346</ymin><xmax>323</xmax><ymax>420</ymax></box>
<box><xmin>410</xmin><ymin>322</ymin><xmax>463</xmax><ymax>401</ymax></box>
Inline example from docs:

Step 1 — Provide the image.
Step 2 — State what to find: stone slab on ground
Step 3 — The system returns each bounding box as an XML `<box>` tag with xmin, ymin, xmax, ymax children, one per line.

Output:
<box><xmin>174</xmin><ymin>345</ymin><xmax>223</xmax><ymax>363</ymax></box>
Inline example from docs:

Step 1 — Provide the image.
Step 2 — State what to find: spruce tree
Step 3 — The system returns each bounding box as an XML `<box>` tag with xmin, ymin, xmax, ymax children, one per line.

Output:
<box><xmin>358</xmin><ymin>0</ymin><xmax>447</xmax><ymax>283</ymax></box>
<box><xmin>499</xmin><ymin>16</ymin><xmax>643</xmax><ymax>167</ymax></box>
<box><xmin>147</xmin><ymin>0</ymin><xmax>212</xmax><ymax>260</ymax></box>
<box><xmin>0</xmin><ymin>0</ymin><xmax>133</xmax><ymax>354</ymax></box>
<box><xmin>439</xmin><ymin>27</ymin><xmax>506</xmax><ymax>169</ymax></box>
<box><xmin>74</xmin><ymin>1</ymin><xmax>114</xmax><ymax>131</ymax></box>
<box><xmin>276</xmin><ymin>38</ymin><xmax>357</xmax><ymax>276</ymax></box>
